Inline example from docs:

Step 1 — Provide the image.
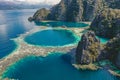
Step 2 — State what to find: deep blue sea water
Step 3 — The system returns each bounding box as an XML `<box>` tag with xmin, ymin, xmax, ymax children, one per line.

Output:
<box><xmin>3</xmin><ymin>53</ymin><xmax>119</xmax><ymax>80</ymax></box>
<box><xmin>0</xmin><ymin>9</ymin><xmax>108</xmax><ymax>58</ymax></box>
<box><xmin>24</xmin><ymin>29</ymin><xmax>79</xmax><ymax>46</ymax></box>
<box><xmin>0</xmin><ymin>9</ymin><xmax>88</xmax><ymax>58</ymax></box>
<box><xmin>0</xmin><ymin>9</ymin><xmax>37</xmax><ymax>58</ymax></box>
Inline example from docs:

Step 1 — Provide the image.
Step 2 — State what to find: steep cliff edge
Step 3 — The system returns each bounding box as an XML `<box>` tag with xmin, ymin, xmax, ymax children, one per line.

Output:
<box><xmin>90</xmin><ymin>9</ymin><xmax>120</xmax><ymax>38</ymax></box>
<box><xmin>29</xmin><ymin>0</ymin><xmax>120</xmax><ymax>22</ymax></box>
<box><xmin>30</xmin><ymin>0</ymin><xmax>106</xmax><ymax>22</ymax></box>
<box><xmin>76</xmin><ymin>31</ymin><xmax>101</xmax><ymax>64</ymax></box>
<box><xmin>28</xmin><ymin>8</ymin><xmax>50</xmax><ymax>22</ymax></box>
<box><xmin>103</xmin><ymin>34</ymin><xmax>120</xmax><ymax>68</ymax></box>
<box><xmin>75</xmin><ymin>31</ymin><xmax>120</xmax><ymax>71</ymax></box>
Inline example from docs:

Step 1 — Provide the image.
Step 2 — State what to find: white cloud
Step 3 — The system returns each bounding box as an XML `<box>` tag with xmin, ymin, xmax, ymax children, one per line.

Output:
<box><xmin>0</xmin><ymin>0</ymin><xmax>61</xmax><ymax>5</ymax></box>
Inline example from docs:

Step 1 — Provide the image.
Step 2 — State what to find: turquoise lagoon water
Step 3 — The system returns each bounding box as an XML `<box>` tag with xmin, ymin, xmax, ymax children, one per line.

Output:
<box><xmin>24</xmin><ymin>29</ymin><xmax>79</xmax><ymax>47</ymax></box>
<box><xmin>0</xmin><ymin>9</ymin><xmax>89</xmax><ymax>58</ymax></box>
<box><xmin>35</xmin><ymin>21</ymin><xmax>89</xmax><ymax>28</ymax></box>
<box><xmin>0</xmin><ymin>9</ymin><xmax>117</xmax><ymax>80</ymax></box>
<box><xmin>97</xmin><ymin>36</ymin><xmax>109</xmax><ymax>44</ymax></box>
<box><xmin>24</xmin><ymin>29</ymin><xmax>109</xmax><ymax>47</ymax></box>
<box><xmin>3</xmin><ymin>53</ymin><xmax>119</xmax><ymax>80</ymax></box>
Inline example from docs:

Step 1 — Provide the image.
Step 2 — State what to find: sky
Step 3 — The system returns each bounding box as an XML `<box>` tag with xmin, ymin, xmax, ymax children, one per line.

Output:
<box><xmin>1</xmin><ymin>0</ymin><xmax>61</xmax><ymax>5</ymax></box>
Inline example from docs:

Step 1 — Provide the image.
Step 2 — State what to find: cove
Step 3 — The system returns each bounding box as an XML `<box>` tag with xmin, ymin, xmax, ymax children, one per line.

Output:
<box><xmin>24</xmin><ymin>29</ymin><xmax>79</xmax><ymax>47</ymax></box>
<box><xmin>35</xmin><ymin>21</ymin><xmax>89</xmax><ymax>28</ymax></box>
<box><xmin>2</xmin><ymin>53</ymin><xmax>118</xmax><ymax>80</ymax></box>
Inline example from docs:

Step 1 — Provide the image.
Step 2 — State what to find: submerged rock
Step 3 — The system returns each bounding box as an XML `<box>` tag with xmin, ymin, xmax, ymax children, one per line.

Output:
<box><xmin>90</xmin><ymin>8</ymin><xmax>120</xmax><ymax>38</ymax></box>
<box><xmin>76</xmin><ymin>31</ymin><xmax>101</xmax><ymax>64</ymax></box>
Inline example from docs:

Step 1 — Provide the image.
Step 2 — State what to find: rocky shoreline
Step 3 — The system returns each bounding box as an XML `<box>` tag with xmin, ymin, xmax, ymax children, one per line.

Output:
<box><xmin>28</xmin><ymin>0</ymin><xmax>120</xmax><ymax>78</ymax></box>
<box><xmin>0</xmin><ymin>23</ymin><xmax>120</xmax><ymax>79</ymax></box>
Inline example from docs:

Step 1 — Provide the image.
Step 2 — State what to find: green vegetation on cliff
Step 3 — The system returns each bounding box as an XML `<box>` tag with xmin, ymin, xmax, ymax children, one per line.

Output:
<box><xmin>30</xmin><ymin>0</ymin><xmax>120</xmax><ymax>22</ymax></box>
<box><xmin>90</xmin><ymin>9</ymin><xmax>120</xmax><ymax>38</ymax></box>
<box><xmin>28</xmin><ymin>8</ymin><xmax>50</xmax><ymax>22</ymax></box>
<box><xmin>76</xmin><ymin>31</ymin><xmax>101</xmax><ymax>64</ymax></box>
<box><xmin>104</xmin><ymin>34</ymin><xmax>120</xmax><ymax>68</ymax></box>
<box><xmin>66</xmin><ymin>0</ymin><xmax>82</xmax><ymax>22</ymax></box>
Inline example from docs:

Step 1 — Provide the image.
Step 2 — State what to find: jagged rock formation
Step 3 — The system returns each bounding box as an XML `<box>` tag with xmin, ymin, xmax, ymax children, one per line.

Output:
<box><xmin>29</xmin><ymin>0</ymin><xmax>120</xmax><ymax>22</ymax></box>
<box><xmin>103</xmin><ymin>34</ymin><xmax>120</xmax><ymax>68</ymax></box>
<box><xmin>76</xmin><ymin>31</ymin><xmax>101</xmax><ymax>64</ymax></box>
<box><xmin>90</xmin><ymin>9</ymin><xmax>120</xmax><ymax>38</ymax></box>
<box><xmin>48</xmin><ymin>0</ymin><xmax>72</xmax><ymax>21</ymax></box>
<box><xmin>28</xmin><ymin>8</ymin><xmax>50</xmax><ymax>22</ymax></box>
<box><xmin>30</xmin><ymin>0</ymin><xmax>106</xmax><ymax>22</ymax></box>
<box><xmin>82</xmin><ymin>0</ymin><xmax>105</xmax><ymax>21</ymax></box>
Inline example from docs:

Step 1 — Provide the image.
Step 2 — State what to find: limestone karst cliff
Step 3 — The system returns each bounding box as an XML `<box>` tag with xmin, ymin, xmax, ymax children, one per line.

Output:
<box><xmin>29</xmin><ymin>0</ymin><xmax>106</xmax><ymax>22</ymax></box>
<box><xmin>29</xmin><ymin>0</ymin><xmax>120</xmax><ymax>22</ymax></box>
<box><xmin>90</xmin><ymin>9</ymin><xmax>120</xmax><ymax>38</ymax></box>
<box><xmin>28</xmin><ymin>8</ymin><xmax>50</xmax><ymax>22</ymax></box>
<box><xmin>103</xmin><ymin>34</ymin><xmax>120</xmax><ymax>68</ymax></box>
<box><xmin>76</xmin><ymin>31</ymin><xmax>101</xmax><ymax>64</ymax></box>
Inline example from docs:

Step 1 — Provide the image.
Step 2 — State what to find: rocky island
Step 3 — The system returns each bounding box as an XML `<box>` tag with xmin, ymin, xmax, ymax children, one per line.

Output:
<box><xmin>76</xmin><ymin>31</ymin><xmax>101</xmax><ymax>65</ymax></box>
<box><xmin>27</xmin><ymin>0</ymin><xmax>120</xmax><ymax>76</ymax></box>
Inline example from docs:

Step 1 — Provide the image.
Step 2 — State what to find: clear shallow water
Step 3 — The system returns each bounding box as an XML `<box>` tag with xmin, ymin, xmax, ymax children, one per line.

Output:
<box><xmin>96</xmin><ymin>36</ymin><xmax>109</xmax><ymax>44</ymax></box>
<box><xmin>0</xmin><ymin>9</ymin><xmax>88</xmax><ymax>58</ymax></box>
<box><xmin>24</xmin><ymin>29</ymin><xmax>79</xmax><ymax>46</ymax></box>
<box><xmin>3</xmin><ymin>53</ymin><xmax>119</xmax><ymax>80</ymax></box>
<box><xmin>0</xmin><ymin>9</ymin><xmax>37</xmax><ymax>58</ymax></box>
<box><xmin>1</xmin><ymin>9</ymin><xmax>120</xmax><ymax>80</ymax></box>
<box><xmin>35</xmin><ymin>21</ymin><xmax>89</xmax><ymax>28</ymax></box>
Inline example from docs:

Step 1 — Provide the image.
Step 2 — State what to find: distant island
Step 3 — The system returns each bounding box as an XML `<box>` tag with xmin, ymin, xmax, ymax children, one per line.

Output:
<box><xmin>29</xmin><ymin>0</ymin><xmax>120</xmax><ymax>76</ymax></box>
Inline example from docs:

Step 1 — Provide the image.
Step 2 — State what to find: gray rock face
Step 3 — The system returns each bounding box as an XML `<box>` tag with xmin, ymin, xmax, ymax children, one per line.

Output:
<box><xmin>48</xmin><ymin>0</ymin><xmax>83</xmax><ymax>22</ymax></box>
<box><xmin>103</xmin><ymin>34</ymin><xmax>120</xmax><ymax>68</ymax></box>
<box><xmin>76</xmin><ymin>31</ymin><xmax>101</xmax><ymax>64</ymax></box>
<box><xmin>30</xmin><ymin>0</ymin><xmax>120</xmax><ymax>22</ymax></box>
<box><xmin>82</xmin><ymin>0</ymin><xmax>105</xmax><ymax>21</ymax></box>
<box><xmin>90</xmin><ymin>9</ymin><xmax>120</xmax><ymax>38</ymax></box>
<box><xmin>29</xmin><ymin>8</ymin><xmax>50</xmax><ymax>22</ymax></box>
<box><xmin>49</xmin><ymin>0</ymin><xmax>71</xmax><ymax>21</ymax></box>
<box><xmin>49</xmin><ymin>0</ymin><xmax>105</xmax><ymax>22</ymax></box>
<box><xmin>31</xmin><ymin>0</ymin><xmax>106</xmax><ymax>22</ymax></box>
